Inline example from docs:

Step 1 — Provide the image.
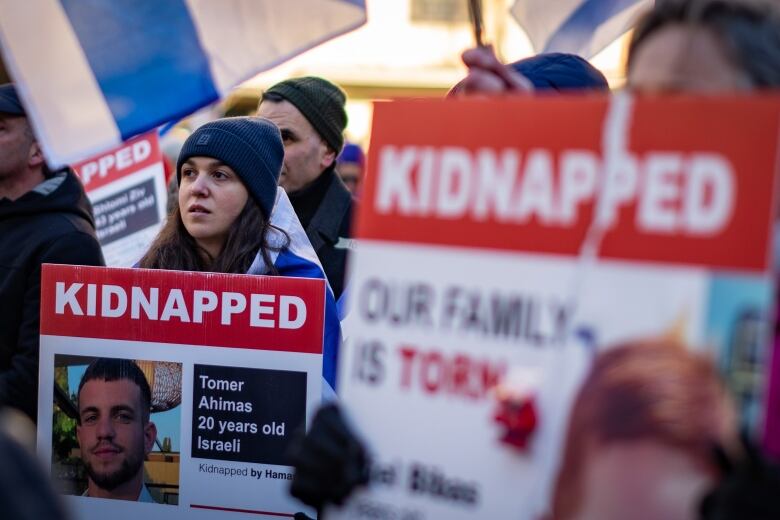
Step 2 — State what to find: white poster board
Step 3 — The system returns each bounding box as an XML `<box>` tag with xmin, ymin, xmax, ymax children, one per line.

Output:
<box><xmin>331</xmin><ymin>95</ymin><xmax>780</xmax><ymax>519</ymax></box>
<box><xmin>38</xmin><ymin>264</ymin><xmax>325</xmax><ymax>518</ymax></box>
<box><xmin>72</xmin><ymin>132</ymin><xmax>168</xmax><ymax>267</ymax></box>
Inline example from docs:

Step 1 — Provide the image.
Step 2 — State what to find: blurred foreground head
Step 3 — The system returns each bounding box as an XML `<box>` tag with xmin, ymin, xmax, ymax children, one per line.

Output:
<box><xmin>0</xmin><ymin>83</ymin><xmax>46</xmax><ymax>200</ymax></box>
<box><xmin>627</xmin><ymin>0</ymin><xmax>780</xmax><ymax>91</ymax></box>
<box><xmin>0</xmin><ymin>423</ymin><xmax>69</xmax><ymax>520</ymax></box>
<box><xmin>553</xmin><ymin>340</ymin><xmax>736</xmax><ymax>520</ymax></box>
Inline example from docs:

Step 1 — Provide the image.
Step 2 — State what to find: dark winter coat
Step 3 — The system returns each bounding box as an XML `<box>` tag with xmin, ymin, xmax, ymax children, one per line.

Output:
<box><xmin>289</xmin><ymin>165</ymin><xmax>354</xmax><ymax>300</ymax></box>
<box><xmin>0</xmin><ymin>169</ymin><xmax>104</xmax><ymax>420</ymax></box>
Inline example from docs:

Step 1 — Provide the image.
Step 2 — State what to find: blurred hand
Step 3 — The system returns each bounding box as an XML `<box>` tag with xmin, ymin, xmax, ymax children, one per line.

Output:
<box><xmin>289</xmin><ymin>404</ymin><xmax>370</xmax><ymax>510</ymax></box>
<box><xmin>699</xmin><ymin>433</ymin><xmax>780</xmax><ymax>520</ymax></box>
<box><xmin>449</xmin><ymin>45</ymin><xmax>534</xmax><ymax>97</ymax></box>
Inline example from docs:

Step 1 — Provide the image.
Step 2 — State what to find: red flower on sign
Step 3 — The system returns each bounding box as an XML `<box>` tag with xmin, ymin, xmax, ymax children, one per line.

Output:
<box><xmin>494</xmin><ymin>395</ymin><xmax>538</xmax><ymax>451</ymax></box>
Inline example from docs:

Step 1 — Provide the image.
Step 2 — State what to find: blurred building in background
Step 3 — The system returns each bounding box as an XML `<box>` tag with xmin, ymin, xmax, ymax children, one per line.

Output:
<box><xmin>220</xmin><ymin>0</ymin><xmax>629</xmax><ymax>146</ymax></box>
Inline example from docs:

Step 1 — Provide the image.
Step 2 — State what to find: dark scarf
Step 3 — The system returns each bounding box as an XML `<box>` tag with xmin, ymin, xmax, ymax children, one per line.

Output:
<box><xmin>287</xmin><ymin>164</ymin><xmax>335</xmax><ymax>229</ymax></box>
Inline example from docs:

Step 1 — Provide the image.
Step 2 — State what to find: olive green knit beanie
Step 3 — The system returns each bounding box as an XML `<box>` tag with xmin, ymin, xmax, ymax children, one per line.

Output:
<box><xmin>264</xmin><ymin>76</ymin><xmax>348</xmax><ymax>153</ymax></box>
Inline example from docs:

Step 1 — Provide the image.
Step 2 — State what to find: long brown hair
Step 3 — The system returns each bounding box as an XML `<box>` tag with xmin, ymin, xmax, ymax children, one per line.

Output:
<box><xmin>139</xmin><ymin>196</ymin><xmax>288</xmax><ymax>274</ymax></box>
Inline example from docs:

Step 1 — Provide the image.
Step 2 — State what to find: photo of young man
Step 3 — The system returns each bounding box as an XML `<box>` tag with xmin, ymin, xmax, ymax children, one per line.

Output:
<box><xmin>76</xmin><ymin>358</ymin><xmax>158</xmax><ymax>502</ymax></box>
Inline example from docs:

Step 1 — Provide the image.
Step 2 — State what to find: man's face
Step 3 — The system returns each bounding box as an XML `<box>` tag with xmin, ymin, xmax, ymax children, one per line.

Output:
<box><xmin>257</xmin><ymin>99</ymin><xmax>335</xmax><ymax>192</ymax></box>
<box><xmin>338</xmin><ymin>162</ymin><xmax>363</xmax><ymax>195</ymax></box>
<box><xmin>77</xmin><ymin>379</ymin><xmax>156</xmax><ymax>492</ymax></box>
<box><xmin>628</xmin><ymin>24</ymin><xmax>752</xmax><ymax>93</ymax></box>
<box><xmin>0</xmin><ymin>114</ymin><xmax>40</xmax><ymax>180</ymax></box>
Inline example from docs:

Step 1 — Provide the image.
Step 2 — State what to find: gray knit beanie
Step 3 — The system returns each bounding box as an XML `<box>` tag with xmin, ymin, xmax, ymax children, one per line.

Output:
<box><xmin>177</xmin><ymin>117</ymin><xmax>283</xmax><ymax>219</ymax></box>
<box><xmin>264</xmin><ymin>76</ymin><xmax>348</xmax><ymax>153</ymax></box>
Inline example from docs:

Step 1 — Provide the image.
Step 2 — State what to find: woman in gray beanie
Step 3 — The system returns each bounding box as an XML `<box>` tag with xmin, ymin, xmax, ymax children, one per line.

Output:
<box><xmin>139</xmin><ymin>116</ymin><xmax>341</xmax><ymax>389</ymax></box>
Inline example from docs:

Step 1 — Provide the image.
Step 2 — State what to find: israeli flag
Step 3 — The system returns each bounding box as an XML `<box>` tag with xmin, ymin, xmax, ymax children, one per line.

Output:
<box><xmin>248</xmin><ymin>188</ymin><xmax>341</xmax><ymax>396</ymax></box>
<box><xmin>511</xmin><ymin>0</ymin><xmax>652</xmax><ymax>58</ymax></box>
<box><xmin>0</xmin><ymin>0</ymin><xmax>366</xmax><ymax>167</ymax></box>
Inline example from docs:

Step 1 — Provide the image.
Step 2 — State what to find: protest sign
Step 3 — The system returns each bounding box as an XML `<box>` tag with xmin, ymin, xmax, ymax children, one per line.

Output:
<box><xmin>330</xmin><ymin>95</ymin><xmax>780</xmax><ymax>519</ymax></box>
<box><xmin>37</xmin><ymin>264</ymin><xmax>324</xmax><ymax>518</ymax></box>
<box><xmin>72</xmin><ymin>132</ymin><xmax>168</xmax><ymax>267</ymax></box>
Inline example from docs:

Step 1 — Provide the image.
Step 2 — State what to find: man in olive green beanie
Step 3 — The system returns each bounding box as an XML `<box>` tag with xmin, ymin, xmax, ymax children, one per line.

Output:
<box><xmin>258</xmin><ymin>76</ymin><xmax>353</xmax><ymax>300</ymax></box>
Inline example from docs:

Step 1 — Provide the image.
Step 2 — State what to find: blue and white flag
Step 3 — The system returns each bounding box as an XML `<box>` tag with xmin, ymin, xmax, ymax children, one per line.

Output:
<box><xmin>0</xmin><ymin>0</ymin><xmax>366</xmax><ymax>167</ymax></box>
<box><xmin>248</xmin><ymin>187</ymin><xmax>341</xmax><ymax>395</ymax></box>
<box><xmin>511</xmin><ymin>0</ymin><xmax>652</xmax><ymax>58</ymax></box>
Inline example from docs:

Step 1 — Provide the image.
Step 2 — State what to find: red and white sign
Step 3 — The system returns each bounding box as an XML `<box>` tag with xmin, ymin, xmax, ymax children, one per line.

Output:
<box><xmin>73</xmin><ymin>133</ymin><xmax>162</xmax><ymax>192</ymax></box>
<box><xmin>37</xmin><ymin>264</ymin><xmax>324</xmax><ymax>519</ymax></box>
<box><xmin>72</xmin><ymin>132</ymin><xmax>168</xmax><ymax>267</ymax></box>
<box><xmin>331</xmin><ymin>95</ymin><xmax>780</xmax><ymax>520</ymax></box>
<box><xmin>360</xmin><ymin>96</ymin><xmax>777</xmax><ymax>272</ymax></box>
<box><xmin>41</xmin><ymin>265</ymin><xmax>324</xmax><ymax>353</ymax></box>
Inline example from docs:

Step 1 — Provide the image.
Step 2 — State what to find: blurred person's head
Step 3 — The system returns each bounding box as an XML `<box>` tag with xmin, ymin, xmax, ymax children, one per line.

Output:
<box><xmin>448</xmin><ymin>52</ymin><xmax>609</xmax><ymax>96</ymax></box>
<box><xmin>258</xmin><ymin>77</ymin><xmax>348</xmax><ymax>192</ymax></box>
<box><xmin>508</xmin><ymin>53</ymin><xmax>609</xmax><ymax>92</ymax></box>
<box><xmin>76</xmin><ymin>358</ymin><xmax>156</xmax><ymax>500</ymax></box>
<box><xmin>0</xmin><ymin>83</ymin><xmax>46</xmax><ymax>200</ymax></box>
<box><xmin>160</xmin><ymin>127</ymin><xmax>189</xmax><ymax>182</ymax></box>
<box><xmin>552</xmin><ymin>340</ymin><xmax>737</xmax><ymax>520</ymax></box>
<box><xmin>337</xmin><ymin>142</ymin><xmax>365</xmax><ymax>195</ymax></box>
<box><xmin>627</xmin><ymin>0</ymin><xmax>780</xmax><ymax>92</ymax></box>
<box><xmin>160</xmin><ymin>128</ymin><xmax>190</xmax><ymax>213</ymax></box>
<box><xmin>0</xmin><ymin>424</ymin><xmax>70</xmax><ymax>519</ymax></box>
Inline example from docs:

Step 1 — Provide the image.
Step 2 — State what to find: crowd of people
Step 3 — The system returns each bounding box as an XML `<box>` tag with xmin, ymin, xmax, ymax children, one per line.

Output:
<box><xmin>2</xmin><ymin>0</ymin><xmax>780</xmax><ymax>518</ymax></box>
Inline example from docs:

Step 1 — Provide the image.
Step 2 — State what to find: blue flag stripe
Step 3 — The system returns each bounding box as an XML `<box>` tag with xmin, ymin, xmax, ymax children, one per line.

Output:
<box><xmin>543</xmin><ymin>0</ymin><xmax>642</xmax><ymax>53</ymax></box>
<box><xmin>274</xmin><ymin>248</ymin><xmax>341</xmax><ymax>389</ymax></box>
<box><xmin>59</xmin><ymin>0</ymin><xmax>219</xmax><ymax>140</ymax></box>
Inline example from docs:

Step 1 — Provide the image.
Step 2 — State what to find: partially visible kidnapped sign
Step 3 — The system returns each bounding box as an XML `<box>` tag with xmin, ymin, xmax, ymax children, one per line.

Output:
<box><xmin>37</xmin><ymin>264</ymin><xmax>324</xmax><ymax>518</ymax></box>
<box><xmin>329</xmin><ymin>95</ymin><xmax>780</xmax><ymax>519</ymax></box>
<box><xmin>72</xmin><ymin>132</ymin><xmax>167</xmax><ymax>266</ymax></box>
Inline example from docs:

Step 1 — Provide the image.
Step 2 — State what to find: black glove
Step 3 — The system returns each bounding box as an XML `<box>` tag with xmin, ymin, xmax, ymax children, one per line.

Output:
<box><xmin>289</xmin><ymin>404</ymin><xmax>370</xmax><ymax>511</ymax></box>
<box><xmin>700</xmin><ymin>433</ymin><xmax>780</xmax><ymax>520</ymax></box>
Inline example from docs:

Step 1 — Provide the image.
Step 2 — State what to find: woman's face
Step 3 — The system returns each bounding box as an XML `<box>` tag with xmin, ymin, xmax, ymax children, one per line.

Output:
<box><xmin>178</xmin><ymin>156</ymin><xmax>249</xmax><ymax>258</ymax></box>
<box><xmin>628</xmin><ymin>24</ymin><xmax>752</xmax><ymax>92</ymax></box>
